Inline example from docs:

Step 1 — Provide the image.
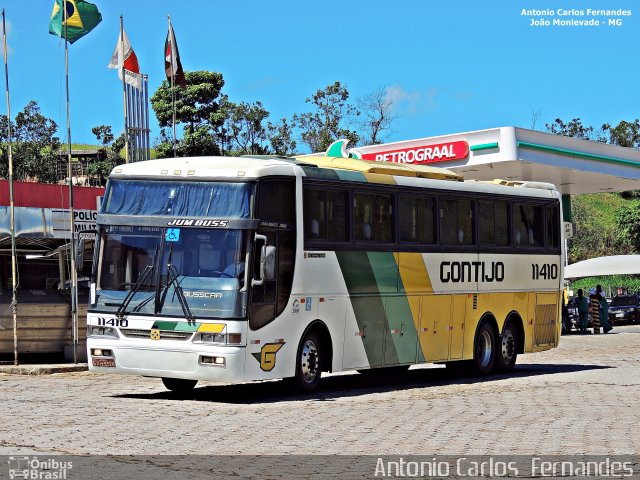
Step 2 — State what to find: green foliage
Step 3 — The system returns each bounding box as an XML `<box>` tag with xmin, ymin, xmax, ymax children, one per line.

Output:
<box><xmin>89</xmin><ymin>126</ymin><xmax>125</xmax><ymax>186</ymax></box>
<box><xmin>615</xmin><ymin>199</ymin><xmax>640</xmax><ymax>252</ymax></box>
<box><xmin>151</xmin><ymin>71</ymin><xmax>226</xmax><ymax>158</ymax></box>
<box><xmin>293</xmin><ymin>81</ymin><xmax>360</xmax><ymax>153</ymax></box>
<box><xmin>545</xmin><ymin>118</ymin><xmax>607</xmax><ymax>142</ymax></box>
<box><xmin>268</xmin><ymin>118</ymin><xmax>297</xmax><ymax>156</ymax></box>
<box><xmin>569</xmin><ymin>193</ymin><xmax>634</xmax><ymax>262</ymax></box>
<box><xmin>227</xmin><ymin>101</ymin><xmax>270</xmax><ymax>155</ymax></box>
<box><xmin>0</xmin><ymin>101</ymin><xmax>61</xmax><ymax>183</ymax></box>
<box><xmin>603</xmin><ymin>119</ymin><xmax>640</xmax><ymax>148</ymax></box>
<box><xmin>570</xmin><ymin>275</ymin><xmax>640</xmax><ymax>296</ymax></box>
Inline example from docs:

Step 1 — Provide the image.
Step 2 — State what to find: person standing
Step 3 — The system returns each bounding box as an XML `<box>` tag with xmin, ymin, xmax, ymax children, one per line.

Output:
<box><xmin>576</xmin><ymin>289</ymin><xmax>589</xmax><ymax>334</ymax></box>
<box><xmin>597</xmin><ymin>285</ymin><xmax>612</xmax><ymax>333</ymax></box>
<box><xmin>590</xmin><ymin>287</ymin><xmax>601</xmax><ymax>334</ymax></box>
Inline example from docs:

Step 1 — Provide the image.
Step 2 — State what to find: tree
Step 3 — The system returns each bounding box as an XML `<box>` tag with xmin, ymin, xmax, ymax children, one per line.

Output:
<box><xmin>357</xmin><ymin>87</ymin><xmax>398</xmax><ymax>145</ymax></box>
<box><xmin>227</xmin><ymin>101</ymin><xmax>270</xmax><ymax>155</ymax></box>
<box><xmin>88</xmin><ymin>125</ymin><xmax>124</xmax><ymax>186</ymax></box>
<box><xmin>268</xmin><ymin>118</ymin><xmax>297</xmax><ymax>156</ymax></box>
<box><xmin>0</xmin><ymin>101</ymin><xmax>61</xmax><ymax>183</ymax></box>
<box><xmin>545</xmin><ymin>118</ymin><xmax>607</xmax><ymax>142</ymax></box>
<box><xmin>293</xmin><ymin>81</ymin><xmax>359</xmax><ymax>153</ymax></box>
<box><xmin>150</xmin><ymin>71</ymin><xmax>226</xmax><ymax>157</ymax></box>
<box><xmin>602</xmin><ymin>119</ymin><xmax>640</xmax><ymax>149</ymax></box>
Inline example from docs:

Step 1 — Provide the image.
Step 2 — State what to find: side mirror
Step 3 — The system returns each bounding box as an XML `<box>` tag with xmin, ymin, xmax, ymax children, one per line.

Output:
<box><xmin>75</xmin><ymin>238</ymin><xmax>85</xmax><ymax>271</ymax></box>
<box><xmin>75</xmin><ymin>229</ymin><xmax>96</xmax><ymax>271</ymax></box>
<box><xmin>251</xmin><ymin>234</ymin><xmax>276</xmax><ymax>286</ymax></box>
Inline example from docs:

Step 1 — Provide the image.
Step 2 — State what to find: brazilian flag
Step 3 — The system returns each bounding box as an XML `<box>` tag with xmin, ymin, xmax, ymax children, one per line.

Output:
<box><xmin>49</xmin><ymin>0</ymin><xmax>102</xmax><ymax>44</ymax></box>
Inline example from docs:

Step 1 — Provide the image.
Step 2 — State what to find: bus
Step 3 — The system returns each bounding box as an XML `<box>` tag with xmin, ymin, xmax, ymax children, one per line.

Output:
<box><xmin>87</xmin><ymin>154</ymin><xmax>564</xmax><ymax>393</ymax></box>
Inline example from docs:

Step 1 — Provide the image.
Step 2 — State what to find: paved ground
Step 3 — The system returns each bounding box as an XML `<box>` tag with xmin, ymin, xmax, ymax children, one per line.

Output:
<box><xmin>1</xmin><ymin>326</ymin><xmax>639</xmax><ymax>456</ymax></box>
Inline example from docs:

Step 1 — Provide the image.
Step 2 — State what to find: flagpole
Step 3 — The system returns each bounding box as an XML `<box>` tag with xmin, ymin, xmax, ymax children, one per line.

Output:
<box><xmin>3</xmin><ymin>9</ymin><xmax>18</xmax><ymax>366</ymax></box>
<box><xmin>120</xmin><ymin>15</ymin><xmax>129</xmax><ymax>164</ymax></box>
<box><xmin>168</xmin><ymin>15</ymin><xmax>177</xmax><ymax>157</ymax></box>
<box><xmin>64</xmin><ymin>6</ymin><xmax>79</xmax><ymax>364</ymax></box>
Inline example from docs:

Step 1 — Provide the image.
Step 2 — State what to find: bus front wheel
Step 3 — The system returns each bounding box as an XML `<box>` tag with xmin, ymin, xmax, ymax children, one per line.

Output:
<box><xmin>293</xmin><ymin>331</ymin><xmax>322</xmax><ymax>392</ymax></box>
<box><xmin>162</xmin><ymin>377</ymin><xmax>198</xmax><ymax>393</ymax></box>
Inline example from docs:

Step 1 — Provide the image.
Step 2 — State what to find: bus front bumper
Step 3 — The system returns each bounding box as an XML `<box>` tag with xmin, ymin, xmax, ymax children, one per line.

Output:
<box><xmin>87</xmin><ymin>340</ymin><xmax>246</xmax><ymax>383</ymax></box>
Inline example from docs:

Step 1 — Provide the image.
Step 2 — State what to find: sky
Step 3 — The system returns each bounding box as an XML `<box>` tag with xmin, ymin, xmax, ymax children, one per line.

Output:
<box><xmin>2</xmin><ymin>0</ymin><xmax>640</xmax><ymax>150</ymax></box>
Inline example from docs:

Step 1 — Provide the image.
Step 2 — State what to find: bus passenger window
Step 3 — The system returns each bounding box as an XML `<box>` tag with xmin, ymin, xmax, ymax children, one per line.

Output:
<box><xmin>440</xmin><ymin>198</ymin><xmax>473</xmax><ymax>245</ymax></box>
<box><xmin>303</xmin><ymin>189</ymin><xmax>348</xmax><ymax>242</ymax></box>
<box><xmin>479</xmin><ymin>202</ymin><xmax>510</xmax><ymax>246</ymax></box>
<box><xmin>546</xmin><ymin>205</ymin><xmax>560</xmax><ymax>248</ymax></box>
<box><xmin>514</xmin><ymin>204</ymin><xmax>543</xmax><ymax>247</ymax></box>
<box><xmin>354</xmin><ymin>193</ymin><xmax>374</xmax><ymax>242</ymax></box>
<box><xmin>399</xmin><ymin>195</ymin><xmax>435</xmax><ymax>244</ymax></box>
<box><xmin>354</xmin><ymin>192</ymin><xmax>393</xmax><ymax>243</ymax></box>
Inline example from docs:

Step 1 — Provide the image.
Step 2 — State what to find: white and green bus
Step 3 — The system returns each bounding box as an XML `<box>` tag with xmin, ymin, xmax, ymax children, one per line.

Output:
<box><xmin>87</xmin><ymin>154</ymin><xmax>564</xmax><ymax>392</ymax></box>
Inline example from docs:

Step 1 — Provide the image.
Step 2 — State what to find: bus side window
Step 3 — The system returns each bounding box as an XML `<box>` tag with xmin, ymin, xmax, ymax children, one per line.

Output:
<box><xmin>303</xmin><ymin>188</ymin><xmax>348</xmax><ymax>242</ymax></box>
<box><xmin>440</xmin><ymin>198</ymin><xmax>473</xmax><ymax>246</ymax></box>
<box><xmin>546</xmin><ymin>205</ymin><xmax>560</xmax><ymax>248</ymax></box>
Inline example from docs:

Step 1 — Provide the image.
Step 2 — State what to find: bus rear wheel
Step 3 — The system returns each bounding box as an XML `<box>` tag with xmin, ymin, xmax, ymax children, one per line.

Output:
<box><xmin>472</xmin><ymin>321</ymin><xmax>496</xmax><ymax>375</ymax></box>
<box><xmin>495</xmin><ymin>322</ymin><xmax>518</xmax><ymax>373</ymax></box>
<box><xmin>162</xmin><ymin>377</ymin><xmax>198</xmax><ymax>393</ymax></box>
<box><xmin>293</xmin><ymin>331</ymin><xmax>322</xmax><ymax>392</ymax></box>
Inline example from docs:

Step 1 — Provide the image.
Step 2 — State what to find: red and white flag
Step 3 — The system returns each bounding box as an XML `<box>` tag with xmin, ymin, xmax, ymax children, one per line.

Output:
<box><xmin>108</xmin><ymin>26</ymin><xmax>142</xmax><ymax>90</ymax></box>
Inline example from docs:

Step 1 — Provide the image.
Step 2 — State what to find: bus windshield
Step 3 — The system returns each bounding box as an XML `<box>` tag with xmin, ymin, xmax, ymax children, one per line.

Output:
<box><xmin>95</xmin><ymin>226</ymin><xmax>249</xmax><ymax>319</ymax></box>
<box><xmin>103</xmin><ymin>179</ymin><xmax>253</xmax><ymax>218</ymax></box>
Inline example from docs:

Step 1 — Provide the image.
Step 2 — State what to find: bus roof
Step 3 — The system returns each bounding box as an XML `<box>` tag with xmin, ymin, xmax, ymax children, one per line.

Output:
<box><xmin>109</xmin><ymin>155</ymin><xmax>558</xmax><ymax>198</ymax></box>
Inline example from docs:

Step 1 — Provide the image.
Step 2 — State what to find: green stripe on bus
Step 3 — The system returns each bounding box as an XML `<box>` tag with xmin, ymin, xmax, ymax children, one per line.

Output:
<box><xmin>152</xmin><ymin>321</ymin><xmax>179</xmax><ymax>330</ymax></box>
<box><xmin>336</xmin><ymin>251</ymin><xmax>387</xmax><ymax>367</ymax></box>
<box><xmin>368</xmin><ymin>252</ymin><xmax>418</xmax><ymax>364</ymax></box>
<box><xmin>173</xmin><ymin>322</ymin><xmax>200</xmax><ymax>332</ymax></box>
<box><xmin>335</xmin><ymin>169</ymin><xmax>367</xmax><ymax>182</ymax></box>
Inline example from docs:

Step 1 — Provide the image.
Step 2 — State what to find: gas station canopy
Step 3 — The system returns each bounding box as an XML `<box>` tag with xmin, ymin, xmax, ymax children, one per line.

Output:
<box><xmin>348</xmin><ymin>127</ymin><xmax>640</xmax><ymax>195</ymax></box>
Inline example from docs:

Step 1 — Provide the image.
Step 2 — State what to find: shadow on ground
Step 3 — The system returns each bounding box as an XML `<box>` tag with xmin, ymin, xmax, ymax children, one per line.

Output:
<box><xmin>112</xmin><ymin>363</ymin><xmax>611</xmax><ymax>405</ymax></box>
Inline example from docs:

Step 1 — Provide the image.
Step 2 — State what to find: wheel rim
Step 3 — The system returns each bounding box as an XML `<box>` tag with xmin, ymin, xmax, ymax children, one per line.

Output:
<box><xmin>501</xmin><ymin>329</ymin><xmax>516</xmax><ymax>364</ymax></box>
<box><xmin>300</xmin><ymin>339</ymin><xmax>319</xmax><ymax>384</ymax></box>
<box><xmin>478</xmin><ymin>329</ymin><xmax>493</xmax><ymax>368</ymax></box>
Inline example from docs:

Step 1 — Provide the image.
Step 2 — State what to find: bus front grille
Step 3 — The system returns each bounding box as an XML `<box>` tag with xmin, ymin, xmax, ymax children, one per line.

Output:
<box><xmin>120</xmin><ymin>329</ymin><xmax>193</xmax><ymax>341</ymax></box>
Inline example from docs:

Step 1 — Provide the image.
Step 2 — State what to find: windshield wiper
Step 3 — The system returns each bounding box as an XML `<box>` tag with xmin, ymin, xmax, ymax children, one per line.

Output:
<box><xmin>157</xmin><ymin>264</ymin><xmax>194</xmax><ymax>322</ymax></box>
<box><xmin>155</xmin><ymin>243</ymin><xmax>194</xmax><ymax>322</ymax></box>
<box><xmin>115</xmin><ymin>264</ymin><xmax>155</xmax><ymax>320</ymax></box>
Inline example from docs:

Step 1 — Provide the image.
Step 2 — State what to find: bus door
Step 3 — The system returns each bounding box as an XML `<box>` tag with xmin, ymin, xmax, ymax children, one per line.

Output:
<box><xmin>249</xmin><ymin>179</ymin><xmax>296</xmax><ymax>331</ymax></box>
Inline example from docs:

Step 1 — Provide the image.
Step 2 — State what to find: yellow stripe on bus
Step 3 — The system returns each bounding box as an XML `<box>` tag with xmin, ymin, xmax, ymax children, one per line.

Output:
<box><xmin>197</xmin><ymin>323</ymin><xmax>226</xmax><ymax>333</ymax></box>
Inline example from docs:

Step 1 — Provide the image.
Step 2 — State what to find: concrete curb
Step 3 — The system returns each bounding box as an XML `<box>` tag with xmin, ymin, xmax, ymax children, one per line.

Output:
<box><xmin>0</xmin><ymin>364</ymin><xmax>88</xmax><ymax>375</ymax></box>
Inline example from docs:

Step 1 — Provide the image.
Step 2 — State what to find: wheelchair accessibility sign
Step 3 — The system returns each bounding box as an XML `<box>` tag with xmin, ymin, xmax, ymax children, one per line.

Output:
<box><xmin>166</xmin><ymin>229</ymin><xmax>181</xmax><ymax>242</ymax></box>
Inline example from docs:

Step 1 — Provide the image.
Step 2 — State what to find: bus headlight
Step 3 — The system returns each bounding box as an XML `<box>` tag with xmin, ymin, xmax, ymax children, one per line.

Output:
<box><xmin>88</xmin><ymin>326</ymin><xmax>119</xmax><ymax>338</ymax></box>
<box><xmin>198</xmin><ymin>333</ymin><xmax>241</xmax><ymax>345</ymax></box>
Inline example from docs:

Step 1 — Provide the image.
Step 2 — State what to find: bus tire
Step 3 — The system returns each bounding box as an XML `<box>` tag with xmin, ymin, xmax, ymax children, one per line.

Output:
<box><xmin>495</xmin><ymin>322</ymin><xmax>518</xmax><ymax>373</ymax></box>
<box><xmin>293</xmin><ymin>331</ymin><xmax>322</xmax><ymax>392</ymax></box>
<box><xmin>161</xmin><ymin>377</ymin><xmax>198</xmax><ymax>393</ymax></box>
<box><xmin>472</xmin><ymin>321</ymin><xmax>496</xmax><ymax>375</ymax></box>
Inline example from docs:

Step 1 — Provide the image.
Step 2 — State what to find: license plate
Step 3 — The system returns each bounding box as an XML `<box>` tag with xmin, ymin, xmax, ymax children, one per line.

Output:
<box><xmin>616</xmin><ymin>313</ymin><xmax>624</xmax><ymax>317</ymax></box>
<box><xmin>92</xmin><ymin>358</ymin><xmax>116</xmax><ymax>368</ymax></box>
